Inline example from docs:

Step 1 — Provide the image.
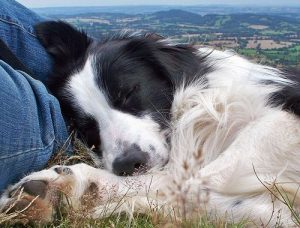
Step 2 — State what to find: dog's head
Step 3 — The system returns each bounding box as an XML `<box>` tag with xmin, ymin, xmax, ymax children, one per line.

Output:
<box><xmin>35</xmin><ymin>21</ymin><xmax>206</xmax><ymax>175</ymax></box>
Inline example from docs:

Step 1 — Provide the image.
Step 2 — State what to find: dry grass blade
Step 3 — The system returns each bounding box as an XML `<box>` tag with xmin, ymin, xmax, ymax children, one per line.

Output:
<box><xmin>1</xmin><ymin>135</ymin><xmax>96</xmax><ymax>227</ymax></box>
<box><xmin>47</xmin><ymin>134</ymin><xmax>97</xmax><ymax>168</ymax></box>
<box><xmin>252</xmin><ymin>164</ymin><xmax>300</xmax><ymax>227</ymax></box>
<box><xmin>0</xmin><ymin>188</ymin><xmax>39</xmax><ymax>225</ymax></box>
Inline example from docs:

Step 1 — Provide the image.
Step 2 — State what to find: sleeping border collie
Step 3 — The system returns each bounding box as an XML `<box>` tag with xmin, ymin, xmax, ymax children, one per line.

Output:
<box><xmin>1</xmin><ymin>21</ymin><xmax>300</xmax><ymax>226</ymax></box>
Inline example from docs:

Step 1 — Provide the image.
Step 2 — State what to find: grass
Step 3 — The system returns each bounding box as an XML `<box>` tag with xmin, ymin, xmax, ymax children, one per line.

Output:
<box><xmin>1</xmin><ymin>136</ymin><xmax>300</xmax><ymax>227</ymax></box>
<box><xmin>1</xmin><ymin>211</ymin><xmax>250</xmax><ymax>228</ymax></box>
<box><xmin>238</xmin><ymin>44</ymin><xmax>300</xmax><ymax>67</ymax></box>
<box><xmin>0</xmin><ymin>136</ymin><xmax>247</xmax><ymax>228</ymax></box>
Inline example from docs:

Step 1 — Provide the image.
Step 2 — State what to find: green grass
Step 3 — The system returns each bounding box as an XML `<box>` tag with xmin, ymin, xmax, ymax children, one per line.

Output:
<box><xmin>1</xmin><ymin>138</ymin><xmax>300</xmax><ymax>228</ymax></box>
<box><xmin>0</xmin><ymin>138</ymin><xmax>250</xmax><ymax>228</ymax></box>
<box><xmin>260</xmin><ymin>30</ymin><xmax>292</xmax><ymax>36</ymax></box>
<box><xmin>238</xmin><ymin>49</ymin><xmax>257</xmax><ymax>58</ymax></box>
<box><xmin>215</xmin><ymin>15</ymin><xmax>231</xmax><ymax>27</ymax></box>
<box><xmin>1</xmin><ymin>213</ymin><xmax>250</xmax><ymax>228</ymax></box>
<box><xmin>238</xmin><ymin>44</ymin><xmax>300</xmax><ymax>67</ymax></box>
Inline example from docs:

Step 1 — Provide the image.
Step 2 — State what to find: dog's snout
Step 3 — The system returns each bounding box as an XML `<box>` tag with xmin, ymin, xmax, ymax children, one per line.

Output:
<box><xmin>112</xmin><ymin>145</ymin><xmax>149</xmax><ymax>176</ymax></box>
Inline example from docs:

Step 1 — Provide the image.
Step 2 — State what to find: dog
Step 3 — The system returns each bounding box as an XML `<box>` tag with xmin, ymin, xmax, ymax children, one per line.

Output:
<box><xmin>1</xmin><ymin>21</ymin><xmax>300</xmax><ymax>226</ymax></box>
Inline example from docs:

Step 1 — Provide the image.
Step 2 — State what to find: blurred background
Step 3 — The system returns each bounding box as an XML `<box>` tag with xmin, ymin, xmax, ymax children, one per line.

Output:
<box><xmin>18</xmin><ymin>0</ymin><xmax>300</xmax><ymax>70</ymax></box>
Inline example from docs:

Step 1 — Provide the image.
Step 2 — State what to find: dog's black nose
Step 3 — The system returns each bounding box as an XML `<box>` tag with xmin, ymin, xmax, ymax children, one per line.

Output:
<box><xmin>112</xmin><ymin>144</ymin><xmax>149</xmax><ymax>176</ymax></box>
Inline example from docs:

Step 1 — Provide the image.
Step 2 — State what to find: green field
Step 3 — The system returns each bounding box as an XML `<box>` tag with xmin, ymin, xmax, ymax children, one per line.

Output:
<box><xmin>56</xmin><ymin>10</ymin><xmax>300</xmax><ymax>69</ymax></box>
<box><xmin>238</xmin><ymin>44</ymin><xmax>300</xmax><ymax>67</ymax></box>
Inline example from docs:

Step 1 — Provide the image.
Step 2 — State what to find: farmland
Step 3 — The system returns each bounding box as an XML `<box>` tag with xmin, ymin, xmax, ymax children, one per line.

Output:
<box><xmin>37</xmin><ymin>5</ymin><xmax>300</xmax><ymax>69</ymax></box>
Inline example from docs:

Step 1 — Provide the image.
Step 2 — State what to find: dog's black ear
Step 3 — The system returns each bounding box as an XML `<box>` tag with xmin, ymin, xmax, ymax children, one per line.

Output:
<box><xmin>154</xmin><ymin>44</ymin><xmax>210</xmax><ymax>86</ymax></box>
<box><xmin>34</xmin><ymin>21</ymin><xmax>91</xmax><ymax>65</ymax></box>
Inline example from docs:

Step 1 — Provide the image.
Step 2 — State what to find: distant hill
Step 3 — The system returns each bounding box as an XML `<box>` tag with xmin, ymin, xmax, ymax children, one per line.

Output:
<box><xmin>151</xmin><ymin>9</ymin><xmax>202</xmax><ymax>23</ymax></box>
<box><xmin>41</xmin><ymin>8</ymin><xmax>300</xmax><ymax>68</ymax></box>
<box><xmin>52</xmin><ymin>9</ymin><xmax>300</xmax><ymax>38</ymax></box>
<box><xmin>34</xmin><ymin>5</ymin><xmax>300</xmax><ymax>17</ymax></box>
<box><xmin>149</xmin><ymin>10</ymin><xmax>300</xmax><ymax>27</ymax></box>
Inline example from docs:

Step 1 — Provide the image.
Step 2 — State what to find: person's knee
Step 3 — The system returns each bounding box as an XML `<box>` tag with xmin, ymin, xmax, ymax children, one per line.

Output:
<box><xmin>0</xmin><ymin>61</ymin><xmax>71</xmax><ymax>191</ymax></box>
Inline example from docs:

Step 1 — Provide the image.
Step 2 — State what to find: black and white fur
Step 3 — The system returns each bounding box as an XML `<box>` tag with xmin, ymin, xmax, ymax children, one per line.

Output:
<box><xmin>1</xmin><ymin>21</ymin><xmax>300</xmax><ymax>226</ymax></box>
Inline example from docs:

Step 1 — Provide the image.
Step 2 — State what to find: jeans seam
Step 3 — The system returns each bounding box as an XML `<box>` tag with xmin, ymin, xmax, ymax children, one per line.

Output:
<box><xmin>0</xmin><ymin>17</ymin><xmax>36</xmax><ymax>37</ymax></box>
<box><xmin>0</xmin><ymin>137</ymin><xmax>55</xmax><ymax>160</ymax></box>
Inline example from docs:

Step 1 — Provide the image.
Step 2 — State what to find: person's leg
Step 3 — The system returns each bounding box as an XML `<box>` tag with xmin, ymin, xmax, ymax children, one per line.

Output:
<box><xmin>0</xmin><ymin>0</ymin><xmax>52</xmax><ymax>83</ymax></box>
<box><xmin>0</xmin><ymin>60</ymin><xmax>70</xmax><ymax>192</ymax></box>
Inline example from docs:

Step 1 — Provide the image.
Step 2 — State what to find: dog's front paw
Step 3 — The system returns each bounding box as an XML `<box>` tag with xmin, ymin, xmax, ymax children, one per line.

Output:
<box><xmin>0</xmin><ymin>165</ymin><xmax>79</xmax><ymax>224</ymax></box>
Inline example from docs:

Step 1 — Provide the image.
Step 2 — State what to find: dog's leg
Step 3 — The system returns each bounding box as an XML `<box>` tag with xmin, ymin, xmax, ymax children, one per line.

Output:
<box><xmin>198</xmin><ymin>110</ymin><xmax>300</xmax><ymax>191</ymax></box>
<box><xmin>194</xmin><ymin>110</ymin><xmax>300</xmax><ymax>226</ymax></box>
<box><xmin>0</xmin><ymin>163</ymin><xmax>167</xmax><ymax>224</ymax></box>
<box><xmin>1</xmin><ymin>110</ymin><xmax>300</xmax><ymax>226</ymax></box>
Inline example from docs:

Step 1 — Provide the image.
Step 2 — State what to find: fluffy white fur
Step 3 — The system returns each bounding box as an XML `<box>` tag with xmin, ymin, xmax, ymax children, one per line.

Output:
<box><xmin>1</xmin><ymin>48</ymin><xmax>300</xmax><ymax>227</ymax></box>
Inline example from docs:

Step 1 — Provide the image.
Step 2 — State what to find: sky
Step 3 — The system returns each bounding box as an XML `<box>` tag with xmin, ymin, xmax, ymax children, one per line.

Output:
<box><xmin>17</xmin><ymin>0</ymin><xmax>300</xmax><ymax>8</ymax></box>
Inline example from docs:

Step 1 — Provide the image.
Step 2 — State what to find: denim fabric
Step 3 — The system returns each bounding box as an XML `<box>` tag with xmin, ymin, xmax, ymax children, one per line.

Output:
<box><xmin>0</xmin><ymin>0</ymin><xmax>71</xmax><ymax>193</ymax></box>
<box><xmin>0</xmin><ymin>61</ymin><xmax>70</xmax><ymax>192</ymax></box>
<box><xmin>0</xmin><ymin>0</ymin><xmax>52</xmax><ymax>83</ymax></box>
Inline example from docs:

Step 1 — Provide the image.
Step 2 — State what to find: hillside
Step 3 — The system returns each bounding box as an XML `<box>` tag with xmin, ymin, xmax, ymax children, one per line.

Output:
<box><xmin>49</xmin><ymin>9</ymin><xmax>300</xmax><ymax>68</ymax></box>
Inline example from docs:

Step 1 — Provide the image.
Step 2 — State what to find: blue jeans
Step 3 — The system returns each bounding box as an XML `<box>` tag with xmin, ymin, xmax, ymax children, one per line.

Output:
<box><xmin>0</xmin><ymin>0</ymin><xmax>71</xmax><ymax>192</ymax></box>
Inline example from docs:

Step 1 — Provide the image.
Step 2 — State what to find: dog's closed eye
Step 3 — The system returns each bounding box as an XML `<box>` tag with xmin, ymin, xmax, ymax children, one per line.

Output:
<box><xmin>122</xmin><ymin>84</ymin><xmax>140</xmax><ymax>105</ymax></box>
